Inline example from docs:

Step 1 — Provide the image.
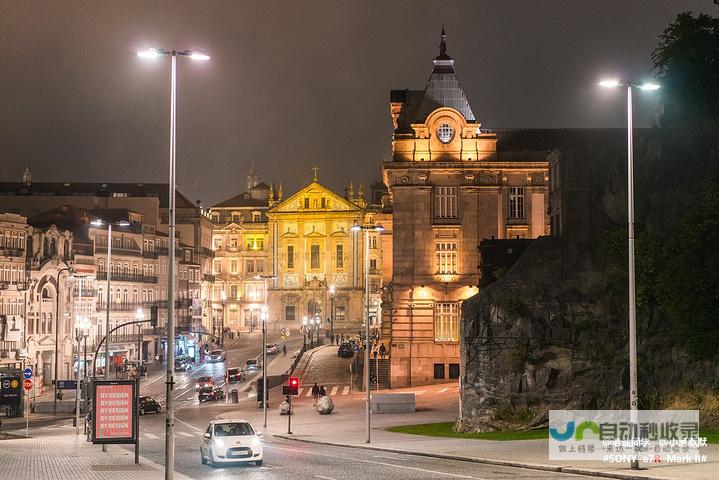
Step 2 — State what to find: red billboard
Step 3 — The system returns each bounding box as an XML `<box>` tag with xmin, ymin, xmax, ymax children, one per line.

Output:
<box><xmin>92</xmin><ymin>380</ymin><xmax>137</xmax><ymax>444</ymax></box>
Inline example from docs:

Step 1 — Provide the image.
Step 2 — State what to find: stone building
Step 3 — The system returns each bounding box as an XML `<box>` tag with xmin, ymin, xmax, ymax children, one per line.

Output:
<box><xmin>208</xmin><ymin>177</ymin><xmax>272</xmax><ymax>334</ymax></box>
<box><xmin>266</xmin><ymin>171</ymin><xmax>382</xmax><ymax>335</ymax></box>
<box><xmin>380</xmin><ymin>30</ymin><xmax>550</xmax><ymax>388</ymax></box>
<box><xmin>0</xmin><ymin>213</ymin><xmax>30</xmax><ymax>370</ymax></box>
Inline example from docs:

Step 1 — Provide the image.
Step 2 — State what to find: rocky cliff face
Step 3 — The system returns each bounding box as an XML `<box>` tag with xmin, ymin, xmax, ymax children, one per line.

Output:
<box><xmin>458</xmin><ymin>131</ymin><xmax>719</xmax><ymax>432</ymax></box>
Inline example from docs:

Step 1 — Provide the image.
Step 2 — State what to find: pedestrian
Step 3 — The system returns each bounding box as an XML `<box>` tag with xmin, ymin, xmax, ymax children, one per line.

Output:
<box><xmin>311</xmin><ymin>383</ymin><xmax>320</xmax><ymax>405</ymax></box>
<box><xmin>154</xmin><ymin>354</ymin><xmax>160</xmax><ymax>367</ymax></box>
<box><xmin>282</xmin><ymin>344</ymin><xmax>287</xmax><ymax>356</ymax></box>
<box><xmin>379</xmin><ymin>343</ymin><xmax>387</xmax><ymax>359</ymax></box>
<box><xmin>373</xmin><ymin>349</ymin><xmax>378</xmax><ymax>361</ymax></box>
<box><xmin>334</xmin><ymin>334</ymin><xmax>339</xmax><ymax>345</ymax></box>
<box><xmin>115</xmin><ymin>364</ymin><xmax>121</xmax><ymax>379</ymax></box>
<box><xmin>319</xmin><ymin>385</ymin><xmax>326</xmax><ymax>397</ymax></box>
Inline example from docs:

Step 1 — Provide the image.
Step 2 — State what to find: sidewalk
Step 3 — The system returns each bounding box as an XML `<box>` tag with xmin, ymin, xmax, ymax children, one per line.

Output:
<box><xmin>257</xmin><ymin>382</ymin><xmax>718</xmax><ymax>480</ymax></box>
<box><xmin>0</xmin><ymin>428</ymin><xmax>191</xmax><ymax>480</ymax></box>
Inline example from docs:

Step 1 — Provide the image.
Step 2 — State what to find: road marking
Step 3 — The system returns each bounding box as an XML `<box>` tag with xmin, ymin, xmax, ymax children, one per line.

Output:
<box><xmin>144</xmin><ymin>433</ymin><xmax>159</xmax><ymax>440</ymax></box>
<box><xmin>314</xmin><ymin>476</ymin><xmax>338</xmax><ymax>480</ymax></box>
<box><xmin>177</xmin><ymin>431</ymin><xmax>193</xmax><ymax>438</ymax></box>
<box><xmin>305</xmin><ymin>388</ymin><xmax>312</xmax><ymax>397</ymax></box>
<box><xmin>174</xmin><ymin>416</ymin><xmax>204</xmax><ymax>432</ymax></box>
<box><xmin>329</xmin><ymin>386</ymin><xmax>338</xmax><ymax>396</ymax></box>
<box><xmin>268</xmin><ymin>445</ymin><xmax>480</xmax><ymax>479</ymax></box>
<box><xmin>342</xmin><ymin>385</ymin><xmax>350</xmax><ymax>395</ymax></box>
<box><xmin>438</xmin><ymin>387</ymin><xmax>449</xmax><ymax>393</ymax></box>
<box><xmin>411</xmin><ymin>390</ymin><xmax>426</xmax><ymax>396</ymax></box>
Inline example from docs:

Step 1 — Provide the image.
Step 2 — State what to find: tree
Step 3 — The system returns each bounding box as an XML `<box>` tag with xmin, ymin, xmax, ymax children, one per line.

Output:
<box><xmin>651</xmin><ymin>10</ymin><xmax>719</xmax><ymax>125</ymax></box>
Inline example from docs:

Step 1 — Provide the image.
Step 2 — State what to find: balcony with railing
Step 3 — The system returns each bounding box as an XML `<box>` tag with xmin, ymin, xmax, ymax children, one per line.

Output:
<box><xmin>96</xmin><ymin>271</ymin><xmax>157</xmax><ymax>283</ymax></box>
<box><xmin>96</xmin><ymin>301</ymin><xmax>148</xmax><ymax>312</ymax></box>
<box><xmin>142</xmin><ymin>249</ymin><xmax>159</xmax><ymax>259</ymax></box>
<box><xmin>0</xmin><ymin>247</ymin><xmax>25</xmax><ymax>257</ymax></box>
<box><xmin>95</xmin><ymin>245</ymin><xmax>141</xmax><ymax>257</ymax></box>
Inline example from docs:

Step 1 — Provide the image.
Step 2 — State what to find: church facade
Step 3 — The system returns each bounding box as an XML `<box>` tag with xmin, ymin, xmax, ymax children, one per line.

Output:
<box><xmin>380</xmin><ymin>30</ymin><xmax>550</xmax><ymax>387</ymax></box>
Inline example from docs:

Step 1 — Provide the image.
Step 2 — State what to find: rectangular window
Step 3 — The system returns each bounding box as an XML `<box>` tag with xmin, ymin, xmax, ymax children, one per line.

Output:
<box><xmin>434</xmin><ymin>303</ymin><xmax>459</xmax><ymax>342</ymax></box>
<box><xmin>435</xmin><ymin>186</ymin><xmax>458</xmax><ymax>219</ymax></box>
<box><xmin>434</xmin><ymin>363</ymin><xmax>446</xmax><ymax>380</ymax></box>
<box><xmin>335</xmin><ymin>305</ymin><xmax>345</xmax><ymax>323</ymax></box>
<box><xmin>230</xmin><ymin>260</ymin><xmax>238</xmax><ymax>273</ymax></box>
<box><xmin>449</xmin><ymin>363</ymin><xmax>460</xmax><ymax>379</ymax></box>
<box><xmin>310</xmin><ymin>244</ymin><xmax>320</xmax><ymax>269</ymax></box>
<box><xmin>435</xmin><ymin>242</ymin><xmax>457</xmax><ymax>274</ymax></box>
<box><xmin>246</xmin><ymin>259</ymin><xmax>255</xmax><ymax>273</ymax></box>
<box><xmin>230</xmin><ymin>236</ymin><xmax>238</xmax><ymax>248</ymax></box>
<box><xmin>213</xmin><ymin>260</ymin><xmax>221</xmax><ymax>273</ymax></box>
<box><xmin>321</xmin><ymin>197</ymin><xmax>326</xmax><ymax>208</ymax></box>
<box><xmin>230</xmin><ymin>284</ymin><xmax>238</xmax><ymax>299</ymax></box>
<box><xmin>304</xmin><ymin>198</ymin><xmax>310</xmax><ymax>209</ymax></box>
<box><xmin>246</xmin><ymin>283</ymin><xmax>262</xmax><ymax>301</ymax></box>
<box><xmin>509</xmin><ymin>187</ymin><xmax>525</xmax><ymax>219</ymax></box>
<box><xmin>369</xmin><ymin>258</ymin><xmax>377</xmax><ymax>270</ymax></box>
<box><xmin>287</xmin><ymin>245</ymin><xmax>294</xmax><ymax>269</ymax></box>
<box><xmin>285</xmin><ymin>305</ymin><xmax>296</xmax><ymax>321</ymax></box>
<box><xmin>336</xmin><ymin>244</ymin><xmax>343</xmax><ymax>269</ymax></box>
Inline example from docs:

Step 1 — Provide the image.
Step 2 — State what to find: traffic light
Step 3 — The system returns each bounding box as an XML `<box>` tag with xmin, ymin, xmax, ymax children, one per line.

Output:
<box><xmin>288</xmin><ymin>376</ymin><xmax>299</xmax><ymax>396</ymax></box>
<box><xmin>150</xmin><ymin>305</ymin><xmax>158</xmax><ymax>327</ymax></box>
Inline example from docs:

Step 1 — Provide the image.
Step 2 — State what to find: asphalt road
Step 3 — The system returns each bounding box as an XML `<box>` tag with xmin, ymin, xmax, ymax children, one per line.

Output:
<box><xmin>114</xmin><ymin>338</ymin><xmax>599</xmax><ymax>479</ymax></box>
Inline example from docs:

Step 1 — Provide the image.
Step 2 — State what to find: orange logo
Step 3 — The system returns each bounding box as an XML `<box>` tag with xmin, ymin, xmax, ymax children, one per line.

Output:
<box><xmin>10</xmin><ymin>379</ymin><xmax>19</xmax><ymax>388</ymax></box>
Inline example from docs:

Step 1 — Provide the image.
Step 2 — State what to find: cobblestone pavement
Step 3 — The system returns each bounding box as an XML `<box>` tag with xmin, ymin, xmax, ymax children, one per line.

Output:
<box><xmin>0</xmin><ymin>430</ymin><xmax>191</xmax><ymax>480</ymax></box>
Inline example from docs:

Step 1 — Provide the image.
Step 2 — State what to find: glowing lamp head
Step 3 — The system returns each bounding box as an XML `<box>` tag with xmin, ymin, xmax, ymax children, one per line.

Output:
<box><xmin>137</xmin><ymin>48</ymin><xmax>160</xmax><ymax>59</ymax></box>
<box><xmin>598</xmin><ymin>79</ymin><xmax>621</xmax><ymax>88</ymax></box>
<box><xmin>639</xmin><ymin>82</ymin><xmax>660</xmax><ymax>91</ymax></box>
<box><xmin>90</xmin><ymin>219</ymin><xmax>104</xmax><ymax>226</ymax></box>
<box><xmin>190</xmin><ymin>52</ymin><xmax>210</xmax><ymax>61</ymax></box>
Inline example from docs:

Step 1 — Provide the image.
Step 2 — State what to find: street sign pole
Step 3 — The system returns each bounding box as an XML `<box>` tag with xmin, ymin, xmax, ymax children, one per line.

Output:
<box><xmin>287</xmin><ymin>395</ymin><xmax>292</xmax><ymax>434</ymax></box>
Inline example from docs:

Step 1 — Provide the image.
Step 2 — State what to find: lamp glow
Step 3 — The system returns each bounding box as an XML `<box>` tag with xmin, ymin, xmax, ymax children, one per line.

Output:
<box><xmin>90</xmin><ymin>219</ymin><xmax>104</xmax><ymax>226</ymax></box>
<box><xmin>639</xmin><ymin>83</ymin><xmax>660</xmax><ymax>91</ymax></box>
<box><xmin>137</xmin><ymin>49</ymin><xmax>160</xmax><ymax>59</ymax></box>
<box><xmin>190</xmin><ymin>52</ymin><xmax>210</xmax><ymax>61</ymax></box>
<box><xmin>599</xmin><ymin>79</ymin><xmax>621</xmax><ymax>88</ymax></box>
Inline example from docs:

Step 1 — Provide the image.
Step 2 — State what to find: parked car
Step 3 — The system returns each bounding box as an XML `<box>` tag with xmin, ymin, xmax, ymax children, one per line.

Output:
<box><xmin>138</xmin><ymin>396</ymin><xmax>161</xmax><ymax>415</ymax></box>
<box><xmin>265</xmin><ymin>343</ymin><xmax>280</xmax><ymax>354</ymax></box>
<box><xmin>337</xmin><ymin>343</ymin><xmax>354</xmax><ymax>358</ymax></box>
<box><xmin>243</xmin><ymin>359</ymin><xmax>261</xmax><ymax>372</ymax></box>
<box><xmin>200</xmin><ymin>419</ymin><xmax>263</xmax><ymax>467</ymax></box>
<box><xmin>198</xmin><ymin>386</ymin><xmax>225</xmax><ymax>403</ymax></box>
<box><xmin>196</xmin><ymin>375</ymin><xmax>215</xmax><ymax>390</ymax></box>
<box><xmin>174</xmin><ymin>358</ymin><xmax>192</xmax><ymax>372</ymax></box>
<box><xmin>226</xmin><ymin>367</ymin><xmax>245</xmax><ymax>383</ymax></box>
<box><xmin>208</xmin><ymin>350</ymin><xmax>225</xmax><ymax>363</ymax></box>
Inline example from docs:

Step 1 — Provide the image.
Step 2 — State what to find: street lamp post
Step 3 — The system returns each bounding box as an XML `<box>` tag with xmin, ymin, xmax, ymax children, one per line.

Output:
<box><xmin>302</xmin><ymin>316</ymin><xmax>308</xmax><ymax>350</ymax></box>
<box><xmin>137</xmin><ymin>46</ymin><xmax>209</xmax><ymax>480</ymax></box>
<box><xmin>329</xmin><ymin>284</ymin><xmax>335</xmax><ymax>344</ymax></box>
<box><xmin>599</xmin><ymin>78</ymin><xmax>660</xmax><ymax>471</ymax></box>
<box><xmin>74</xmin><ymin>316</ymin><xmax>90</xmax><ymax>434</ymax></box>
<box><xmin>220</xmin><ymin>290</ymin><xmax>226</xmax><ymax>347</ymax></box>
<box><xmin>53</xmin><ymin>266</ymin><xmax>70</xmax><ymax>416</ymax></box>
<box><xmin>351</xmin><ymin>221</ymin><xmax>384</xmax><ymax>444</ymax></box>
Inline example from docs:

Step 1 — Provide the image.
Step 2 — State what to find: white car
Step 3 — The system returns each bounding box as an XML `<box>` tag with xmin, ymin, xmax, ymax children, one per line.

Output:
<box><xmin>200</xmin><ymin>419</ymin><xmax>263</xmax><ymax>467</ymax></box>
<box><xmin>265</xmin><ymin>343</ymin><xmax>280</xmax><ymax>354</ymax></box>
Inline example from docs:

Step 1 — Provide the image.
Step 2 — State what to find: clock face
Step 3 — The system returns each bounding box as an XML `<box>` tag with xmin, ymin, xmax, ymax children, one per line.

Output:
<box><xmin>437</xmin><ymin>122</ymin><xmax>454</xmax><ymax>144</ymax></box>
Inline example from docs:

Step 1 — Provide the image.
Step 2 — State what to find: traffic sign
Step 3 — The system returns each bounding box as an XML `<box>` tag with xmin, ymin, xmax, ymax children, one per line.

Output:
<box><xmin>57</xmin><ymin>380</ymin><xmax>77</xmax><ymax>390</ymax></box>
<box><xmin>23</xmin><ymin>379</ymin><xmax>32</xmax><ymax>391</ymax></box>
<box><xmin>1</xmin><ymin>376</ymin><xmax>22</xmax><ymax>405</ymax></box>
<box><xmin>24</xmin><ymin>367</ymin><xmax>32</xmax><ymax>379</ymax></box>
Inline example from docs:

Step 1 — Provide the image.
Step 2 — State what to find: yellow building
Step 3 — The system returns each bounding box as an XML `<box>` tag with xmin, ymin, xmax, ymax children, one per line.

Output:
<box><xmin>266</xmin><ymin>171</ymin><xmax>382</xmax><ymax>335</ymax></box>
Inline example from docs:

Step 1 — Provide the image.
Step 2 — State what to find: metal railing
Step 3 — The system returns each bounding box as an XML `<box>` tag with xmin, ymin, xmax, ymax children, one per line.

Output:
<box><xmin>96</xmin><ymin>271</ymin><xmax>157</xmax><ymax>283</ymax></box>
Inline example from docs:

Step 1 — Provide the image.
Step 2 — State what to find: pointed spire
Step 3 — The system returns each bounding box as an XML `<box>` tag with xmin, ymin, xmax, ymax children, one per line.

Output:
<box><xmin>278</xmin><ymin>182</ymin><xmax>283</xmax><ymax>201</ymax></box>
<box><xmin>269</xmin><ymin>183</ymin><xmax>275</xmax><ymax>206</ymax></box>
<box><xmin>358</xmin><ymin>182</ymin><xmax>365</xmax><ymax>198</ymax></box>
<box><xmin>436</xmin><ymin>25</ymin><xmax>451</xmax><ymax>61</ymax></box>
<box><xmin>348</xmin><ymin>181</ymin><xmax>354</xmax><ymax>198</ymax></box>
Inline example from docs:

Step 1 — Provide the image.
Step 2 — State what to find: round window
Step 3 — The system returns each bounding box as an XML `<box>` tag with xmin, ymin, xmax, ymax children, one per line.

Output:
<box><xmin>436</xmin><ymin>123</ymin><xmax>454</xmax><ymax>144</ymax></box>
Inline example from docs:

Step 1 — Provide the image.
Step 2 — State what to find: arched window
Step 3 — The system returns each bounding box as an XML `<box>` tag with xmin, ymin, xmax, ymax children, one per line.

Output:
<box><xmin>50</xmin><ymin>238</ymin><xmax>57</xmax><ymax>256</ymax></box>
<box><xmin>43</xmin><ymin>238</ymin><xmax>49</xmax><ymax>257</ymax></box>
<box><xmin>26</xmin><ymin>235</ymin><xmax>33</xmax><ymax>256</ymax></box>
<box><xmin>63</xmin><ymin>240</ymin><xmax>69</xmax><ymax>259</ymax></box>
<box><xmin>47</xmin><ymin>312</ymin><xmax>53</xmax><ymax>334</ymax></box>
<box><xmin>41</xmin><ymin>313</ymin><xmax>46</xmax><ymax>333</ymax></box>
<box><xmin>42</xmin><ymin>287</ymin><xmax>51</xmax><ymax>299</ymax></box>
<box><xmin>98</xmin><ymin>287</ymin><xmax>104</xmax><ymax>303</ymax></box>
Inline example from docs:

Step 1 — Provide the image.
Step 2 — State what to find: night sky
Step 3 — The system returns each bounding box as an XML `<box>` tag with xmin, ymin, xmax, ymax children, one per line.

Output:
<box><xmin>1</xmin><ymin>0</ymin><xmax>714</xmax><ymax>206</ymax></box>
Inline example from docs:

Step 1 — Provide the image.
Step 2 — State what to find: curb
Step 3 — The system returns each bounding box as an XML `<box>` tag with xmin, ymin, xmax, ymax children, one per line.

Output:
<box><xmin>271</xmin><ymin>435</ymin><xmax>660</xmax><ymax>480</ymax></box>
<box><xmin>293</xmin><ymin>345</ymin><xmax>329</xmax><ymax>379</ymax></box>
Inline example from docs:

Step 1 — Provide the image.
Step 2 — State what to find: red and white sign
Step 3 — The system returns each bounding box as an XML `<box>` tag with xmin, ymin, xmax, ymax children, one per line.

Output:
<box><xmin>93</xmin><ymin>381</ymin><xmax>136</xmax><ymax>444</ymax></box>
<box><xmin>23</xmin><ymin>379</ymin><xmax>32</xmax><ymax>391</ymax></box>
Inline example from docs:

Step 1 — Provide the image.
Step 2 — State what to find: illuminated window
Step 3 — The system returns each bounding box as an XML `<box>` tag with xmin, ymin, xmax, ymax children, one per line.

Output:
<box><xmin>509</xmin><ymin>187</ymin><xmax>525</xmax><ymax>219</ymax></box>
<box><xmin>336</xmin><ymin>244</ymin><xmax>343</xmax><ymax>269</ymax></box>
<box><xmin>311</xmin><ymin>244</ymin><xmax>320</xmax><ymax>269</ymax></box>
<box><xmin>435</xmin><ymin>303</ymin><xmax>459</xmax><ymax>342</ymax></box>
<box><xmin>213</xmin><ymin>260</ymin><xmax>222</xmax><ymax>273</ymax></box>
<box><xmin>435</xmin><ymin>186</ymin><xmax>457</xmax><ymax>218</ymax></box>
<box><xmin>287</xmin><ymin>245</ymin><xmax>294</xmax><ymax>269</ymax></box>
<box><xmin>436</xmin><ymin>123</ymin><xmax>454</xmax><ymax>144</ymax></box>
<box><xmin>435</xmin><ymin>242</ymin><xmax>458</xmax><ymax>274</ymax></box>
<box><xmin>285</xmin><ymin>305</ymin><xmax>296</xmax><ymax>321</ymax></box>
<box><xmin>230</xmin><ymin>284</ymin><xmax>238</xmax><ymax>299</ymax></box>
<box><xmin>246</xmin><ymin>283</ymin><xmax>263</xmax><ymax>301</ymax></box>
<box><xmin>230</xmin><ymin>260</ymin><xmax>238</xmax><ymax>273</ymax></box>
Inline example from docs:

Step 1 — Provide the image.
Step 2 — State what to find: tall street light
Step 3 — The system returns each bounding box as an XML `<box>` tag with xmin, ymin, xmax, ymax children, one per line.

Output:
<box><xmin>599</xmin><ymin>78</ymin><xmax>660</xmax><ymax>471</ymax></box>
<box><xmin>350</xmin><ymin>221</ymin><xmax>384</xmax><ymax>444</ymax></box>
<box><xmin>53</xmin><ymin>265</ymin><xmax>71</xmax><ymax>416</ymax></box>
<box><xmin>254</xmin><ymin>274</ymin><xmax>276</xmax><ymax>428</ymax></box>
<box><xmin>220</xmin><ymin>290</ymin><xmax>227</xmax><ymax>346</ymax></box>
<box><xmin>329</xmin><ymin>284</ymin><xmax>335</xmax><ymax>344</ymax></box>
<box><xmin>138</xmin><ymin>46</ymin><xmax>209</xmax><ymax>480</ymax></box>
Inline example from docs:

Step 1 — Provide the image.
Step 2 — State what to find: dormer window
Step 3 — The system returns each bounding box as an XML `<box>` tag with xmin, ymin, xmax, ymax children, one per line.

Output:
<box><xmin>252</xmin><ymin>211</ymin><xmax>261</xmax><ymax>222</ymax></box>
<box><xmin>437</xmin><ymin>123</ymin><xmax>454</xmax><ymax>144</ymax></box>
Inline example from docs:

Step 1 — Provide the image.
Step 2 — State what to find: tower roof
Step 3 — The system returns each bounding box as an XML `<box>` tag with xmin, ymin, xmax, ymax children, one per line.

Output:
<box><xmin>416</xmin><ymin>28</ymin><xmax>475</xmax><ymax>123</ymax></box>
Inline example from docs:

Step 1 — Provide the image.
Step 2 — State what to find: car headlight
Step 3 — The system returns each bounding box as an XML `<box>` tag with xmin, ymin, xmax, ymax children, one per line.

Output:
<box><xmin>251</xmin><ymin>436</ymin><xmax>261</xmax><ymax>448</ymax></box>
<box><xmin>213</xmin><ymin>438</ymin><xmax>225</xmax><ymax>447</ymax></box>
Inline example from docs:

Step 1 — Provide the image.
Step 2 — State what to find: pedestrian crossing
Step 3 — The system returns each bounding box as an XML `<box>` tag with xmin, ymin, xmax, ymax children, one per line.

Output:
<box><xmin>138</xmin><ymin>430</ymin><xmax>197</xmax><ymax>440</ymax></box>
<box><xmin>298</xmin><ymin>384</ymin><xmax>352</xmax><ymax>397</ymax></box>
